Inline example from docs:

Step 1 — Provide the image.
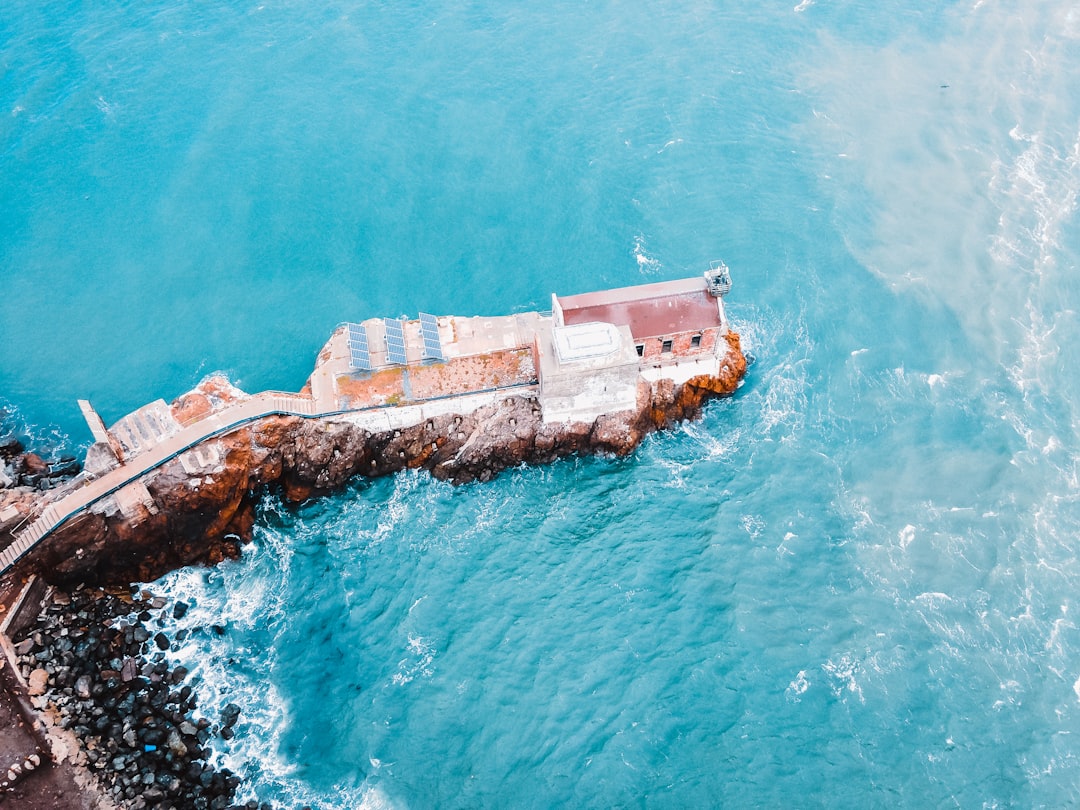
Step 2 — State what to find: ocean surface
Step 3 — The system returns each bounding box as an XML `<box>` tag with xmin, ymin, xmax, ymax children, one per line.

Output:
<box><xmin>3</xmin><ymin>0</ymin><xmax>1080</xmax><ymax>806</ymax></box>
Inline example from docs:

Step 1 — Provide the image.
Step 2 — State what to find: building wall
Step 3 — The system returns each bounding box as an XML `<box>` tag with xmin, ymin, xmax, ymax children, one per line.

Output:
<box><xmin>635</xmin><ymin>326</ymin><xmax>722</xmax><ymax>362</ymax></box>
<box><xmin>534</xmin><ymin>324</ymin><xmax>641</xmax><ymax>424</ymax></box>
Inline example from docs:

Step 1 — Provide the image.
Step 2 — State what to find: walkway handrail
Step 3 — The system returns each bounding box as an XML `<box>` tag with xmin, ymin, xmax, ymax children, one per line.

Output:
<box><xmin>0</xmin><ymin>380</ymin><xmax>541</xmax><ymax>576</ymax></box>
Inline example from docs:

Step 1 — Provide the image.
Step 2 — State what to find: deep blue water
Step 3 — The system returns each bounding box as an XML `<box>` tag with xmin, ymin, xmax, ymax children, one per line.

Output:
<box><xmin>4</xmin><ymin>0</ymin><xmax>1080</xmax><ymax>806</ymax></box>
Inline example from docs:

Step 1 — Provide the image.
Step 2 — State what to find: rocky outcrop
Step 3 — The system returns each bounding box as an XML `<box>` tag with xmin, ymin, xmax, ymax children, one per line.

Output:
<box><xmin>17</xmin><ymin>334</ymin><xmax>746</xmax><ymax>587</ymax></box>
<box><xmin>2</xmin><ymin>433</ymin><xmax>85</xmax><ymax>562</ymax></box>
<box><xmin>0</xmin><ymin>438</ymin><xmax>82</xmax><ymax>495</ymax></box>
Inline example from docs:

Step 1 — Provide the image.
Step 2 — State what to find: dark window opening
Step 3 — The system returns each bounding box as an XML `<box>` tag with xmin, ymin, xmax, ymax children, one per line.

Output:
<box><xmin>691</xmin><ymin>334</ymin><xmax>702</xmax><ymax>349</ymax></box>
<box><xmin>636</xmin><ymin>344</ymin><xmax>644</xmax><ymax>357</ymax></box>
<box><xmin>662</xmin><ymin>339</ymin><xmax>673</xmax><ymax>353</ymax></box>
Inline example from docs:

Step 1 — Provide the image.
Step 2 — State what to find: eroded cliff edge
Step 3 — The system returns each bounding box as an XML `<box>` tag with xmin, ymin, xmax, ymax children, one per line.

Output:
<box><xmin>15</xmin><ymin>333</ymin><xmax>746</xmax><ymax>587</ymax></box>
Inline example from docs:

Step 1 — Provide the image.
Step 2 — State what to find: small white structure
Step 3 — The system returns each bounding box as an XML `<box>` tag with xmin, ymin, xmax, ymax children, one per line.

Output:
<box><xmin>535</xmin><ymin>321</ymin><xmax>640</xmax><ymax>424</ymax></box>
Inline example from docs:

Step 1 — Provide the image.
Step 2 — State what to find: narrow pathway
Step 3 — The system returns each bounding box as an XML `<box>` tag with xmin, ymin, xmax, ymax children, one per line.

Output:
<box><xmin>0</xmin><ymin>393</ymin><xmax>317</xmax><ymax>575</ymax></box>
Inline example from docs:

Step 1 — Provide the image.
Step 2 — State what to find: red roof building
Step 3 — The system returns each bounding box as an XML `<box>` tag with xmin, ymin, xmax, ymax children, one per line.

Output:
<box><xmin>553</xmin><ymin>276</ymin><xmax>727</xmax><ymax>362</ymax></box>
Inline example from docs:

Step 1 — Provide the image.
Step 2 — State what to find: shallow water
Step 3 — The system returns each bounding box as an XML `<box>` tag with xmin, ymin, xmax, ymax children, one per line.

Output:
<box><xmin>4</xmin><ymin>0</ymin><xmax>1080</xmax><ymax>806</ymax></box>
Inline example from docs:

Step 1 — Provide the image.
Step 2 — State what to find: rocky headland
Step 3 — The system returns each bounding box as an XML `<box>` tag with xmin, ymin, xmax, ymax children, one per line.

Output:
<box><xmin>0</xmin><ymin>325</ymin><xmax>746</xmax><ymax>807</ymax></box>
<box><xmin>8</xmin><ymin>332</ymin><xmax>745</xmax><ymax>588</ymax></box>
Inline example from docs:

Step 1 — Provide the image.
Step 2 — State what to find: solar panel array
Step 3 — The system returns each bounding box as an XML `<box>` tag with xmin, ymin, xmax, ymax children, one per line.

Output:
<box><xmin>347</xmin><ymin>323</ymin><xmax>371</xmax><ymax>371</ymax></box>
<box><xmin>383</xmin><ymin>318</ymin><xmax>408</xmax><ymax>365</ymax></box>
<box><xmin>419</xmin><ymin>313</ymin><xmax>444</xmax><ymax>361</ymax></box>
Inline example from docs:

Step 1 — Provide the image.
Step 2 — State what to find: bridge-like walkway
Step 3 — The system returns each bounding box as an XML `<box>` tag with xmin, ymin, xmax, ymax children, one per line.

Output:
<box><xmin>0</xmin><ymin>311</ymin><xmax>561</xmax><ymax>577</ymax></box>
<box><xmin>0</xmin><ymin>393</ymin><xmax>316</xmax><ymax>575</ymax></box>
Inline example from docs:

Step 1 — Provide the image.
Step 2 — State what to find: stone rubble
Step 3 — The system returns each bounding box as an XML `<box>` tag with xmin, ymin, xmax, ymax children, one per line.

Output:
<box><xmin>10</xmin><ymin>587</ymin><xmax>274</xmax><ymax>810</ymax></box>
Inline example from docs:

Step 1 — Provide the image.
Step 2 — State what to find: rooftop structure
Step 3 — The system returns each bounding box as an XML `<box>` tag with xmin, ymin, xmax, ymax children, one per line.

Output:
<box><xmin>553</xmin><ymin>275</ymin><xmax>725</xmax><ymax>338</ymax></box>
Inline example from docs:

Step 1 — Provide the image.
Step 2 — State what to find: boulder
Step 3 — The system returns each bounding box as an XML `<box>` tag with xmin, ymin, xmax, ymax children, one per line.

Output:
<box><xmin>220</xmin><ymin>703</ymin><xmax>241</xmax><ymax>729</ymax></box>
<box><xmin>0</xmin><ymin>436</ymin><xmax>24</xmax><ymax>458</ymax></box>
<box><xmin>18</xmin><ymin>452</ymin><xmax>49</xmax><ymax>475</ymax></box>
<box><xmin>13</xmin><ymin>638</ymin><xmax>34</xmax><ymax>656</ymax></box>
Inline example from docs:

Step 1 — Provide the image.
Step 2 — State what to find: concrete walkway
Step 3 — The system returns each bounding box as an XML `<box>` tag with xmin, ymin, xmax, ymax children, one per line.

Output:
<box><xmin>0</xmin><ymin>392</ymin><xmax>316</xmax><ymax>575</ymax></box>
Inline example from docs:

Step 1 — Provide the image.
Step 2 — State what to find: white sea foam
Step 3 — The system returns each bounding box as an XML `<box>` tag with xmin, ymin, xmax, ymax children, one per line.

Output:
<box><xmin>736</xmin><ymin>308</ymin><xmax>812</xmax><ymax>440</ymax></box>
<box><xmin>898</xmin><ymin>524</ymin><xmax>916</xmax><ymax>550</ymax></box>
<box><xmin>1045</xmin><ymin>605</ymin><xmax>1073</xmax><ymax>655</ymax></box>
<box><xmin>632</xmin><ymin>234</ymin><xmax>662</xmax><ymax>276</ymax></box>
<box><xmin>0</xmin><ymin>398</ymin><xmax>77</xmax><ymax>460</ymax></box>
<box><xmin>391</xmin><ymin>634</ymin><xmax>437</xmax><ymax>686</ymax></box>
<box><xmin>822</xmin><ymin>655</ymin><xmax>865</xmax><ymax>704</ymax></box>
<box><xmin>740</xmin><ymin>514</ymin><xmax>765</xmax><ymax>540</ymax></box>
<box><xmin>144</xmin><ymin>527</ymin><xmax>411</xmax><ymax>809</ymax></box>
<box><xmin>95</xmin><ymin>96</ymin><xmax>116</xmax><ymax>118</ymax></box>
<box><xmin>785</xmin><ymin>670</ymin><xmax>811</xmax><ymax>702</ymax></box>
<box><xmin>656</xmin><ymin>457</ymin><xmax>689</xmax><ymax>489</ymax></box>
<box><xmin>679</xmin><ymin>418</ymin><xmax>742</xmax><ymax>462</ymax></box>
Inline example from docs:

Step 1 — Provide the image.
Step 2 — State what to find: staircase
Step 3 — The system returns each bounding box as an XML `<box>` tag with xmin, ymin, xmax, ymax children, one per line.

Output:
<box><xmin>0</xmin><ymin>392</ymin><xmax>321</xmax><ymax>577</ymax></box>
<box><xmin>0</xmin><ymin>503</ymin><xmax>61</xmax><ymax>571</ymax></box>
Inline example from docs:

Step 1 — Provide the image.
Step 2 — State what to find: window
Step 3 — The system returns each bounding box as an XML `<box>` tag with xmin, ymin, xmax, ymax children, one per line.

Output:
<box><xmin>691</xmin><ymin>334</ymin><xmax>702</xmax><ymax>349</ymax></box>
<box><xmin>661</xmin><ymin>339</ymin><xmax>673</xmax><ymax>353</ymax></box>
<box><xmin>636</xmin><ymin>344</ymin><xmax>644</xmax><ymax>357</ymax></box>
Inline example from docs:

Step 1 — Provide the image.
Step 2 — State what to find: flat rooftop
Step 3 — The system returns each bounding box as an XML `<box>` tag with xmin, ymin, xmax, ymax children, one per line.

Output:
<box><xmin>558</xmin><ymin>276</ymin><xmax>721</xmax><ymax>339</ymax></box>
<box><xmin>552</xmin><ymin>322</ymin><xmax>622</xmax><ymax>363</ymax></box>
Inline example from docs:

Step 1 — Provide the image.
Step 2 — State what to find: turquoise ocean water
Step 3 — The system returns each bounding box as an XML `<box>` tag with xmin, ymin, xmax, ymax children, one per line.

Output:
<box><xmin>4</xmin><ymin>1</ymin><xmax>1080</xmax><ymax>806</ymax></box>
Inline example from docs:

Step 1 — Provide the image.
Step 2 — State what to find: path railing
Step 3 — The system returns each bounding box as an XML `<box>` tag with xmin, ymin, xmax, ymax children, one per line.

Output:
<box><xmin>0</xmin><ymin>379</ymin><xmax>540</xmax><ymax>577</ymax></box>
<box><xmin>0</xmin><ymin>394</ymin><xmax>325</xmax><ymax>576</ymax></box>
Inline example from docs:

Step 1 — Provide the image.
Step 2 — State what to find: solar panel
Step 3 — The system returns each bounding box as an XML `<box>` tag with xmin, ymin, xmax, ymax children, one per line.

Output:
<box><xmin>383</xmin><ymin>318</ymin><xmax>408</xmax><ymax>365</ymax></box>
<box><xmin>347</xmin><ymin>323</ymin><xmax>371</xmax><ymax>371</ymax></box>
<box><xmin>418</xmin><ymin>313</ymin><xmax>444</xmax><ymax>361</ymax></box>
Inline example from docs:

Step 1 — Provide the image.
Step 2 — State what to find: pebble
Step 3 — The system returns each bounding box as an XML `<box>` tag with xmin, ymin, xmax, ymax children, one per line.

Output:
<box><xmin>27</xmin><ymin>668</ymin><xmax>49</xmax><ymax>696</ymax></box>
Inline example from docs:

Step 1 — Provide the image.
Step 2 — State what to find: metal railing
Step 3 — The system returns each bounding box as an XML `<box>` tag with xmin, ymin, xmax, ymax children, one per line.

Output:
<box><xmin>0</xmin><ymin>378</ymin><xmax>543</xmax><ymax>577</ymax></box>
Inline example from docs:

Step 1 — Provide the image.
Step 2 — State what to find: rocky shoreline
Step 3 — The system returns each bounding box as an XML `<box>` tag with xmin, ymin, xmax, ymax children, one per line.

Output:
<box><xmin>0</xmin><ymin>330</ymin><xmax>746</xmax><ymax>806</ymax></box>
<box><xmin>8</xmin><ymin>587</ymin><xmax>266</xmax><ymax>810</ymax></box>
<box><xmin>13</xmin><ymin>336</ymin><xmax>746</xmax><ymax>588</ymax></box>
<box><xmin>0</xmin><ymin>437</ymin><xmax>81</xmax><ymax>494</ymax></box>
<box><xmin>0</xmin><ymin>435</ymin><xmax>83</xmax><ymax>547</ymax></box>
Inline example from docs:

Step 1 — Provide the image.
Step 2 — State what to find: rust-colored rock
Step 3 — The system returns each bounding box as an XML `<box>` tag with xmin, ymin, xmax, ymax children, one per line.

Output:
<box><xmin>18</xmin><ymin>453</ymin><xmax>49</xmax><ymax>476</ymax></box>
<box><xmin>17</xmin><ymin>338</ymin><xmax>746</xmax><ymax>587</ymax></box>
<box><xmin>169</xmin><ymin>373</ymin><xmax>250</xmax><ymax>424</ymax></box>
<box><xmin>170</xmin><ymin>392</ymin><xmax>212</xmax><ymax>425</ymax></box>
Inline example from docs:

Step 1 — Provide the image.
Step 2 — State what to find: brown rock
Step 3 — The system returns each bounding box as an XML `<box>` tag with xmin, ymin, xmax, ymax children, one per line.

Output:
<box><xmin>18</xmin><ymin>335</ymin><xmax>747</xmax><ymax>586</ymax></box>
<box><xmin>282</xmin><ymin>479</ymin><xmax>314</xmax><ymax>502</ymax></box>
<box><xmin>27</xmin><ymin>668</ymin><xmax>48</xmax><ymax>696</ymax></box>
<box><xmin>170</xmin><ymin>392</ymin><xmax>212</xmax><ymax>425</ymax></box>
<box><xmin>18</xmin><ymin>453</ymin><xmax>49</xmax><ymax>475</ymax></box>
